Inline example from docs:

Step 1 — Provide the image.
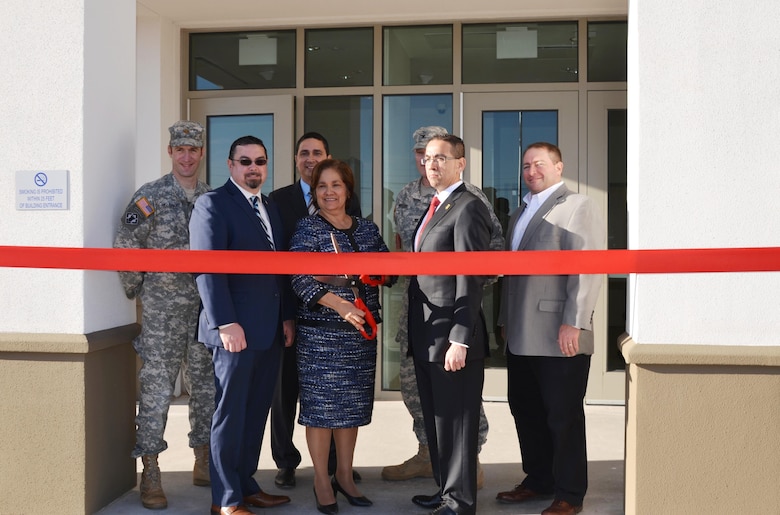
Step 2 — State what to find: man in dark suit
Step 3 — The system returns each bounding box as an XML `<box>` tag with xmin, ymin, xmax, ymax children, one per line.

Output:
<box><xmin>267</xmin><ymin>132</ymin><xmax>362</xmax><ymax>489</ymax></box>
<box><xmin>496</xmin><ymin>142</ymin><xmax>605</xmax><ymax>515</ymax></box>
<box><xmin>408</xmin><ymin>134</ymin><xmax>492</xmax><ymax>515</ymax></box>
<box><xmin>190</xmin><ymin>135</ymin><xmax>296</xmax><ymax>515</ymax></box>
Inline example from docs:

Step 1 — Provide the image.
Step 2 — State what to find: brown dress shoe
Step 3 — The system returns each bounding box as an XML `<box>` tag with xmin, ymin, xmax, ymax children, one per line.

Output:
<box><xmin>210</xmin><ymin>506</ymin><xmax>254</xmax><ymax>515</ymax></box>
<box><xmin>243</xmin><ymin>490</ymin><xmax>291</xmax><ymax>508</ymax></box>
<box><xmin>541</xmin><ymin>499</ymin><xmax>584</xmax><ymax>515</ymax></box>
<box><xmin>496</xmin><ymin>484</ymin><xmax>552</xmax><ymax>504</ymax></box>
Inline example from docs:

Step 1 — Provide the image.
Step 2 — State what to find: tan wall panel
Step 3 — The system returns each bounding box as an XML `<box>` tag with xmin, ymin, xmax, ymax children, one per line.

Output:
<box><xmin>622</xmin><ymin>337</ymin><xmax>780</xmax><ymax>514</ymax></box>
<box><xmin>0</xmin><ymin>326</ymin><xmax>138</xmax><ymax>514</ymax></box>
<box><xmin>0</xmin><ymin>355</ymin><xmax>87</xmax><ymax>513</ymax></box>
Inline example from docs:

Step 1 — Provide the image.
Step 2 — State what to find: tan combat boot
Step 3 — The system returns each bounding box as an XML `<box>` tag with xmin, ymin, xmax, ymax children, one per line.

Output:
<box><xmin>140</xmin><ymin>454</ymin><xmax>167</xmax><ymax>510</ymax></box>
<box><xmin>476</xmin><ymin>457</ymin><xmax>484</xmax><ymax>490</ymax></box>
<box><xmin>381</xmin><ymin>443</ymin><xmax>434</xmax><ymax>480</ymax></box>
<box><xmin>193</xmin><ymin>444</ymin><xmax>210</xmax><ymax>486</ymax></box>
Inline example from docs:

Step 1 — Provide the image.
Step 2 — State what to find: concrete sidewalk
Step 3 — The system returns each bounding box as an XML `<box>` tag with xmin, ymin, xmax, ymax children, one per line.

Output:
<box><xmin>97</xmin><ymin>399</ymin><xmax>625</xmax><ymax>514</ymax></box>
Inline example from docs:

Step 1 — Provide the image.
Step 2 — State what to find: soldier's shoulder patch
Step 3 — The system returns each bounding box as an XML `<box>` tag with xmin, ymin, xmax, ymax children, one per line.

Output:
<box><xmin>124</xmin><ymin>211</ymin><xmax>139</xmax><ymax>226</ymax></box>
<box><xmin>135</xmin><ymin>197</ymin><xmax>155</xmax><ymax>217</ymax></box>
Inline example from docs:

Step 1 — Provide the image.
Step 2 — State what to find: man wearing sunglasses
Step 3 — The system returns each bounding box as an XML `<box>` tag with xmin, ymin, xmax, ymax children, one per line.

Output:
<box><xmin>268</xmin><ymin>132</ymin><xmax>362</xmax><ymax>489</ymax></box>
<box><xmin>190</xmin><ymin>135</ymin><xmax>296</xmax><ymax>515</ymax></box>
<box><xmin>113</xmin><ymin>120</ymin><xmax>215</xmax><ymax>510</ymax></box>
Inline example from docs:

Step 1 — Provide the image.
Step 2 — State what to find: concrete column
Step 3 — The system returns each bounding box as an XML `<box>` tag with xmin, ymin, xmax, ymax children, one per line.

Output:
<box><xmin>0</xmin><ymin>0</ymin><xmax>138</xmax><ymax>512</ymax></box>
<box><xmin>625</xmin><ymin>1</ymin><xmax>780</xmax><ymax>512</ymax></box>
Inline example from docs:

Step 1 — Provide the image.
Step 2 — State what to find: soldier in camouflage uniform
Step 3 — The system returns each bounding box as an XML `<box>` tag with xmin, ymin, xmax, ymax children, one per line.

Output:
<box><xmin>382</xmin><ymin>126</ymin><xmax>505</xmax><ymax>489</ymax></box>
<box><xmin>113</xmin><ymin>121</ymin><xmax>215</xmax><ymax>510</ymax></box>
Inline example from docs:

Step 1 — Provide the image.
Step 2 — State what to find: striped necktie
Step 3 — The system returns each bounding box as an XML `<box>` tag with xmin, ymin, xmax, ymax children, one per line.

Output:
<box><xmin>250</xmin><ymin>195</ymin><xmax>275</xmax><ymax>250</ymax></box>
<box><xmin>306</xmin><ymin>191</ymin><xmax>316</xmax><ymax>215</ymax></box>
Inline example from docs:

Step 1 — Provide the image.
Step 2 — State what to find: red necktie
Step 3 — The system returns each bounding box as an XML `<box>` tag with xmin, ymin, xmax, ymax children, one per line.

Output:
<box><xmin>416</xmin><ymin>196</ymin><xmax>440</xmax><ymax>250</ymax></box>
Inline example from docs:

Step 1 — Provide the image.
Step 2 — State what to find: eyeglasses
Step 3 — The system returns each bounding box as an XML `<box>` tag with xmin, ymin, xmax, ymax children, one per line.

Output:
<box><xmin>231</xmin><ymin>157</ymin><xmax>268</xmax><ymax>166</ymax></box>
<box><xmin>422</xmin><ymin>155</ymin><xmax>459</xmax><ymax>166</ymax></box>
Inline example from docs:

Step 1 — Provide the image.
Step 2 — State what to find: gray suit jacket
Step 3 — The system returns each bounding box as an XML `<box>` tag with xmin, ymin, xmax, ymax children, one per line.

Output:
<box><xmin>498</xmin><ymin>183</ymin><xmax>606</xmax><ymax>357</ymax></box>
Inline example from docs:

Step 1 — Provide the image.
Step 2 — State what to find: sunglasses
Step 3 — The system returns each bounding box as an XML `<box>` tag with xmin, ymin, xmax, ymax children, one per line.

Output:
<box><xmin>231</xmin><ymin>157</ymin><xmax>268</xmax><ymax>166</ymax></box>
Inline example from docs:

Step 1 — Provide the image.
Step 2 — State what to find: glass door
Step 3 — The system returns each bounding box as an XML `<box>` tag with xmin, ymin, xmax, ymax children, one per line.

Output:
<box><xmin>586</xmin><ymin>90</ymin><xmax>627</xmax><ymax>404</ymax></box>
<box><xmin>190</xmin><ymin>96</ymin><xmax>294</xmax><ymax>192</ymax></box>
<box><xmin>463</xmin><ymin>91</ymin><xmax>579</xmax><ymax>400</ymax></box>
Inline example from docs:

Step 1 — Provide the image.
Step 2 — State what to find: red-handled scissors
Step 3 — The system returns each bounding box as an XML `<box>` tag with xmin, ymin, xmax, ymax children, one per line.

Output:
<box><xmin>359</xmin><ymin>274</ymin><xmax>389</xmax><ymax>287</ymax></box>
<box><xmin>330</xmin><ymin>233</ymin><xmax>378</xmax><ymax>340</ymax></box>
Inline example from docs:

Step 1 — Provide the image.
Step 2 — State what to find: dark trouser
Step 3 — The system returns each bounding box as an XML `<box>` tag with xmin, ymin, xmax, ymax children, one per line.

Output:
<box><xmin>415</xmin><ymin>358</ymin><xmax>484</xmax><ymax>515</ymax></box>
<box><xmin>270</xmin><ymin>343</ymin><xmax>301</xmax><ymax>469</ymax></box>
<box><xmin>210</xmin><ymin>343</ymin><xmax>281</xmax><ymax>507</ymax></box>
<box><xmin>506</xmin><ymin>352</ymin><xmax>591</xmax><ymax>507</ymax></box>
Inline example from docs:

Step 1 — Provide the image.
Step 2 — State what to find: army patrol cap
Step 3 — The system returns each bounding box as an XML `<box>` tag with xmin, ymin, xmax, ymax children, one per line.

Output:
<box><xmin>412</xmin><ymin>126</ymin><xmax>449</xmax><ymax>149</ymax></box>
<box><xmin>169</xmin><ymin>120</ymin><xmax>205</xmax><ymax>148</ymax></box>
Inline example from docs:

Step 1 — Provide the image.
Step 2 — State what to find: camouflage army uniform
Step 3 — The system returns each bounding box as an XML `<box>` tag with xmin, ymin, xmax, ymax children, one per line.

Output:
<box><xmin>393</xmin><ymin>177</ymin><xmax>505</xmax><ymax>451</ymax></box>
<box><xmin>114</xmin><ymin>172</ymin><xmax>215</xmax><ymax>459</ymax></box>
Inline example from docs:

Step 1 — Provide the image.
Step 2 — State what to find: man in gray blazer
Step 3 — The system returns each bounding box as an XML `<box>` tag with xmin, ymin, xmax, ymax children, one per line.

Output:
<box><xmin>496</xmin><ymin>142</ymin><xmax>605</xmax><ymax>515</ymax></box>
<box><xmin>408</xmin><ymin>134</ymin><xmax>492</xmax><ymax>515</ymax></box>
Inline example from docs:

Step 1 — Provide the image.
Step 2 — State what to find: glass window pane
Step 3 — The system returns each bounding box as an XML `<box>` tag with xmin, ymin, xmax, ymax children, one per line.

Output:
<box><xmin>206</xmin><ymin>114</ymin><xmax>275</xmax><ymax>194</ymax></box>
<box><xmin>606</xmin><ymin>108</ymin><xmax>628</xmax><ymax>371</ymax></box>
<box><xmin>481</xmin><ymin>110</ymin><xmax>557</xmax><ymax>369</ymax></box>
<box><xmin>588</xmin><ymin>22</ymin><xmax>627</xmax><ymax>82</ymax></box>
<box><xmin>463</xmin><ymin>22</ymin><xmax>578</xmax><ymax>84</ymax></box>
<box><xmin>305</xmin><ymin>28</ymin><xmax>374</xmax><ymax>87</ymax></box>
<box><xmin>383</xmin><ymin>25</ymin><xmax>453</xmax><ymax>86</ymax></box>
<box><xmin>189</xmin><ymin>31</ymin><xmax>296</xmax><ymax>91</ymax></box>
<box><xmin>482</xmin><ymin>110</ymin><xmax>557</xmax><ymax>212</ymax></box>
<box><xmin>304</xmin><ymin>96</ymin><xmax>373</xmax><ymax>218</ymax></box>
<box><xmin>380</xmin><ymin>94</ymin><xmax>453</xmax><ymax>390</ymax></box>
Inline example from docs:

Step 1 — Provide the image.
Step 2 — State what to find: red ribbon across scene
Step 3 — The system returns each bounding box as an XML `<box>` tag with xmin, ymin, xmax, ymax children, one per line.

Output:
<box><xmin>1</xmin><ymin>246</ymin><xmax>779</xmax><ymax>275</ymax></box>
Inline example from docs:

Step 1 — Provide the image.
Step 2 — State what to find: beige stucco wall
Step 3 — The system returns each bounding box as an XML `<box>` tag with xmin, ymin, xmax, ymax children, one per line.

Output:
<box><xmin>0</xmin><ymin>327</ymin><xmax>138</xmax><ymax>514</ymax></box>
<box><xmin>621</xmin><ymin>335</ymin><xmax>780</xmax><ymax>514</ymax></box>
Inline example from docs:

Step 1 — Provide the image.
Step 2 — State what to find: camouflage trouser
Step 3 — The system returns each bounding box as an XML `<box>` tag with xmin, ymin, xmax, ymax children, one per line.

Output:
<box><xmin>396</xmin><ymin>277</ymin><xmax>489</xmax><ymax>452</ymax></box>
<box><xmin>131</xmin><ymin>297</ymin><xmax>215</xmax><ymax>459</ymax></box>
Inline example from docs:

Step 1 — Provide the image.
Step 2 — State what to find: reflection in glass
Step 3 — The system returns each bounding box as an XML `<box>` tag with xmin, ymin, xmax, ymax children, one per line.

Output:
<box><xmin>206</xmin><ymin>115</ymin><xmax>275</xmax><ymax>194</ymax></box>
<box><xmin>190</xmin><ymin>31</ymin><xmax>296</xmax><ymax>90</ymax></box>
<box><xmin>481</xmin><ymin>110</ymin><xmax>558</xmax><ymax>369</ymax></box>
<box><xmin>304</xmin><ymin>96</ymin><xmax>373</xmax><ymax>219</ymax></box>
<box><xmin>588</xmin><ymin>22</ymin><xmax>628</xmax><ymax>82</ymax></box>
<box><xmin>383</xmin><ymin>25</ymin><xmax>453</xmax><ymax>86</ymax></box>
<box><xmin>606</xmin><ymin>109</ymin><xmax>628</xmax><ymax>370</ymax></box>
<box><xmin>463</xmin><ymin>22</ymin><xmax>579</xmax><ymax>84</ymax></box>
<box><xmin>305</xmin><ymin>28</ymin><xmax>374</xmax><ymax>87</ymax></box>
<box><xmin>380</xmin><ymin>94</ymin><xmax>453</xmax><ymax>390</ymax></box>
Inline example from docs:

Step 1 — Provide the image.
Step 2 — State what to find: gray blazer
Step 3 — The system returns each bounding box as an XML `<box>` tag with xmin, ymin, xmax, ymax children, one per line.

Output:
<box><xmin>498</xmin><ymin>183</ymin><xmax>606</xmax><ymax>357</ymax></box>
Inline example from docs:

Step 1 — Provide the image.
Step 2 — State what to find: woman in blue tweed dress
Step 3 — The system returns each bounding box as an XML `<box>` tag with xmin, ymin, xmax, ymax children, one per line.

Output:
<box><xmin>290</xmin><ymin>159</ymin><xmax>394</xmax><ymax>513</ymax></box>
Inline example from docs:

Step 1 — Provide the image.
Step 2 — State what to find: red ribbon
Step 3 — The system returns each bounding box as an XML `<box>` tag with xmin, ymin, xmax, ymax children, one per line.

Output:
<box><xmin>1</xmin><ymin>246</ymin><xmax>779</xmax><ymax>275</ymax></box>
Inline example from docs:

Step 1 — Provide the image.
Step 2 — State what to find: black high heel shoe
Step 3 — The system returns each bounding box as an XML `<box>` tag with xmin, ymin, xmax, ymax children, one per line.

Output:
<box><xmin>331</xmin><ymin>476</ymin><xmax>373</xmax><ymax>507</ymax></box>
<box><xmin>314</xmin><ymin>486</ymin><xmax>339</xmax><ymax>514</ymax></box>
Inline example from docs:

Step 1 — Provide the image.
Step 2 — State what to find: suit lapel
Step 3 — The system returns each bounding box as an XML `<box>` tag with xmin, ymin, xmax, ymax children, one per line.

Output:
<box><xmin>518</xmin><ymin>184</ymin><xmax>570</xmax><ymax>250</ymax></box>
<box><xmin>417</xmin><ymin>183</ymin><xmax>466</xmax><ymax>251</ymax></box>
<box><xmin>225</xmin><ymin>180</ymin><xmax>275</xmax><ymax>249</ymax></box>
<box><xmin>294</xmin><ymin>180</ymin><xmax>309</xmax><ymax>218</ymax></box>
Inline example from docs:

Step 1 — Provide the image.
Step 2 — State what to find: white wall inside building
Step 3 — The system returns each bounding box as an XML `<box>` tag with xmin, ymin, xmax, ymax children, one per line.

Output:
<box><xmin>627</xmin><ymin>0</ymin><xmax>780</xmax><ymax>344</ymax></box>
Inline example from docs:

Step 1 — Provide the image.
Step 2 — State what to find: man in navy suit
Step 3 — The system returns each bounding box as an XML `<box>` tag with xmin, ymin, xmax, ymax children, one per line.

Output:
<box><xmin>190</xmin><ymin>135</ymin><xmax>296</xmax><ymax>515</ymax></box>
<box><xmin>267</xmin><ymin>132</ymin><xmax>362</xmax><ymax>488</ymax></box>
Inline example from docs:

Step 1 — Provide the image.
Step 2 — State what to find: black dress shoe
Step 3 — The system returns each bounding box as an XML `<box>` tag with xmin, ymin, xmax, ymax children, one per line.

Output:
<box><xmin>274</xmin><ymin>468</ymin><xmax>296</xmax><ymax>489</ymax></box>
<box><xmin>314</xmin><ymin>486</ymin><xmax>339</xmax><ymax>514</ymax></box>
<box><xmin>429</xmin><ymin>503</ymin><xmax>458</xmax><ymax>515</ymax></box>
<box><xmin>412</xmin><ymin>492</ymin><xmax>443</xmax><ymax>509</ymax></box>
<box><xmin>331</xmin><ymin>476</ymin><xmax>372</xmax><ymax>507</ymax></box>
